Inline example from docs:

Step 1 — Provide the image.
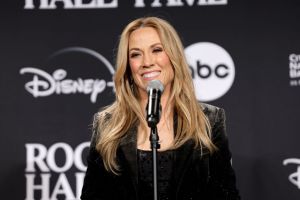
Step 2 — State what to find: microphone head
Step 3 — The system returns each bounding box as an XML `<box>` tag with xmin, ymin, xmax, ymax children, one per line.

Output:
<box><xmin>147</xmin><ymin>80</ymin><xmax>164</xmax><ymax>93</ymax></box>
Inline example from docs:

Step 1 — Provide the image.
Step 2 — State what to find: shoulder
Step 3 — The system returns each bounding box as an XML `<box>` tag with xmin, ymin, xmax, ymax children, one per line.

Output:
<box><xmin>92</xmin><ymin>107</ymin><xmax>113</xmax><ymax>131</ymax></box>
<box><xmin>90</xmin><ymin>109</ymin><xmax>112</xmax><ymax>147</ymax></box>
<box><xmin>200</xmin><ymin>103</ymin><xmax>229</xmax><ymax>149</ymax></box>
<box><xmin>200</xmin><ymin>102</ymin><xmax>226</xmax><ymax>128</ymax></box>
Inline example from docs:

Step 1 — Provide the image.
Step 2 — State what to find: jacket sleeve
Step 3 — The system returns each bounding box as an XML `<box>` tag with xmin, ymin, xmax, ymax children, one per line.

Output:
<box><xmin>80</xmin><ymin>114</ymin><xmax>114</xmax><ymax>200</ymax></box>
<box><xmin>208</xmin><ymin>108</ymin><xmax>241</xmax><ymax>200</ymax></box>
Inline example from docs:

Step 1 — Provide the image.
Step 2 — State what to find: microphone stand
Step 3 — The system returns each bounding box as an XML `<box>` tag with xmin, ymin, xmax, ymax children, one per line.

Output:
<box><xmin>149</xmin><ymin>125</ymin><xmax>160</xmax><ymax>200</ymax></box>
<box><xmin>146</xmin><ymin>80</ymin><xmax>163</xmax><ymax>200</ymax></box>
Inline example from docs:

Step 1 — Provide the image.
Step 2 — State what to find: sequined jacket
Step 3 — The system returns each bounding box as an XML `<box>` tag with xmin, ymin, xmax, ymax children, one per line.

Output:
<box><xmin>81</xmin><ymin>103</ymin><xmax>241</xmax><ymax>200</ymax></box>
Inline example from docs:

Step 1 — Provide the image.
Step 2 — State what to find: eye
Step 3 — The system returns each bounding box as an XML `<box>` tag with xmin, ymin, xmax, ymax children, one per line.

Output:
<box><xmin>130</xmin><ymin>52</ymin><xmax>140</xmax><ymax>58</ymax></box>
<box><xmin>153</xmin><ymin>47</ymin><xmax>163</xmax><ymax>53</ymax></box>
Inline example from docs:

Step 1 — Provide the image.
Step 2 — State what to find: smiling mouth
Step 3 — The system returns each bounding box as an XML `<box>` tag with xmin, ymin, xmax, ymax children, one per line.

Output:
<box><xmin>142</xmin><ymin>71</ymin><xmax>161</xmax><ymax>78</ymax></box>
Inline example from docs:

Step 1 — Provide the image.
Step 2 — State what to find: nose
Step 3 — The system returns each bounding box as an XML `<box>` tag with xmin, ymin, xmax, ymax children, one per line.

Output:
<box><xmin>142</xmin><ymin>52</ymin><xmax>154</xmax><ymax>68</ymax></box>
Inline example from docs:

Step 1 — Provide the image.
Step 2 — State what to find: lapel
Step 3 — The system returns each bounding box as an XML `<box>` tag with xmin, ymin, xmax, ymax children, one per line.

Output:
<box><xmin>119</xmin><ymin>124</ymin><xmax>138</xmax><ymax>189</ymax></box>
<box><xmin>174</xmin><ymin>103</ymin><xmax>209</xmax><ymax>193</ymax></box>
<box><xmin>173</xmin><ymin>139</ymin><xmax>195</xmax><ymax>193</ymax></box>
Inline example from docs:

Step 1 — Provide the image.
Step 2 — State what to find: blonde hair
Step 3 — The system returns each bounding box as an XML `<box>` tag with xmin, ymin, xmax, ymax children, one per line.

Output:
<box><xmin>96</xmin><ymin>16</ymin><xmax>216</xmax><ymax>174</ymax></box>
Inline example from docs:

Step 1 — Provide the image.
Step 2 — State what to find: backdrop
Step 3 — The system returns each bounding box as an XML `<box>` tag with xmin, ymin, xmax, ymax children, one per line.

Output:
<box><xmin>1</xmin><ymin>1</ymin><xmax>300</xmax><ymax>200</ymax></box>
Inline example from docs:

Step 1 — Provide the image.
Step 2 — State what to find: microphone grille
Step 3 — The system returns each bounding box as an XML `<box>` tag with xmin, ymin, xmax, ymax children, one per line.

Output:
<box><xmin>147</xmin><ymin>80</ymin><xmax>164</xmax><ymax>93</ymax></box>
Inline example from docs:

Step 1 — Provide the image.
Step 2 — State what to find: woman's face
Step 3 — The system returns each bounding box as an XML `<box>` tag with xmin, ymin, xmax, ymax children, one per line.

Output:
<box><xmin>128</xmin><ymin>27</ymin><xmax>174</xmax><ymax>98</ymax></box>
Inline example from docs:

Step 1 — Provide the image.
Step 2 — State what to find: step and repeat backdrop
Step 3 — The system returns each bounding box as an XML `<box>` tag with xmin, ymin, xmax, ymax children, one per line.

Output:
<box><xmin>0</xmin><ymin>0</ymin><xmax>300</xmax><ymax>200</ymax></box>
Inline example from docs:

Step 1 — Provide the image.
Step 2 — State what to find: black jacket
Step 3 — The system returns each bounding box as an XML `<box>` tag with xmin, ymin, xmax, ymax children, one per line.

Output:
<box><xmin>81</xmin><ymin>103</ymin><xmax>241</xmax><ymax>200</ymax></box>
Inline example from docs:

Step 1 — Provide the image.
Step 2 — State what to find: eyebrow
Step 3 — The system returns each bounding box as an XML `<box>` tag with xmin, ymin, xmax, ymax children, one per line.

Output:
<box><xmin>129</xmin><ymin>43</ymin><xmax>163</xmax><ymax>52</ymax></box>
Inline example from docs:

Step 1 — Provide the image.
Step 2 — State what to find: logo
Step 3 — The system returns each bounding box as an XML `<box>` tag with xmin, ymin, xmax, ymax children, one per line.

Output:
<box><xmin>24</xmin><ymin>0</ymin><xmax>118</xmax><ymax>9</ymax></box>
<box><xmin>289</xmin><ymin>54</ymin><xmax>300</xmax><ymax>86</ymax></box>
<box><xmin>283</xmin><ymin>158</ymin><xmax>300</xmax><ymax>189</ymax></box>
<box><xmin>25</xmin><ymin>142</ymin><xmax>89</xmax><ymax>200</ymax></box>
<box><xmin>20</xmin><ymin>47</ymin><xmax>115</xmax><ymax>103</ymax></box>
<box><xmin>24</xmin><ymin>0</ymin><xmax>227</xmax><ymax>9</ymax></box>
<box><xmin>185</xmin><ymin>42</ymin><xmax>235</xmax><ymax>102</ymax></box>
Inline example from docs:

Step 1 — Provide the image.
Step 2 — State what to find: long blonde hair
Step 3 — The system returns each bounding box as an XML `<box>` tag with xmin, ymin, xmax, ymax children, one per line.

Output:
<box><xmin>96</xmin><ymin>16</ymin><xmax>216</xmax><ymax>174</ymax></box>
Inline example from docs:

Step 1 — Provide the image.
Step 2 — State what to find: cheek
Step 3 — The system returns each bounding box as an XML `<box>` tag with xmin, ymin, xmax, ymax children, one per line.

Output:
<box><xmin>162</xmin><ymin>55</ymin><xmax>174</xmax><ymax>78</ymax></box>
<box><xmin>129</xmin><ymin>60</ymin><xmax>140</xmax><ymax>74</ymax></box>
<box><xmin>158</xmin><ymin>53</ymin><xmax>172</xmax><ymax>66</ymax></box>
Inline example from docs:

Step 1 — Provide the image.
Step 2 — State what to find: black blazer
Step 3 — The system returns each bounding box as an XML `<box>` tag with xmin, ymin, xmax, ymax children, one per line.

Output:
<box><xmin>81</xmin><ymin>103</ymin><xmax>241</xmax><ymax>200</ymax></box>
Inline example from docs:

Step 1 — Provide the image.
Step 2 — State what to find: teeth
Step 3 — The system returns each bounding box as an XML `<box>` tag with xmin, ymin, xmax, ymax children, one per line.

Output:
<box><xmin>143</xmin><ymin>71</ymin><xmax>160</xmax><ymax>78</ymax></box>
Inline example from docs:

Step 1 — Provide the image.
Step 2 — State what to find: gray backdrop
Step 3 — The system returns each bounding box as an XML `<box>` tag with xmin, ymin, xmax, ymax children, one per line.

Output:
<box><xmin>1</xmin><ymin>1</ymin><xmax>300</xmax><ymax>200</ymax></box>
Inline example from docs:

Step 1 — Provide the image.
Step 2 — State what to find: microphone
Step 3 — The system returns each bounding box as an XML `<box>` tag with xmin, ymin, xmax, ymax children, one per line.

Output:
<box><xmin>146</xmin><ymin>80</ymin><xmax>164</xmax><ymax>128</ymax></box>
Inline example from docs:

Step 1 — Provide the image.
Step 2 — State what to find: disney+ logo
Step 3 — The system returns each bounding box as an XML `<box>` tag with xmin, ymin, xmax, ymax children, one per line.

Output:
<box><xmin>20</xmin><ymin>47</ymin><xmax>115</xmax><ymax>103</ymax></box>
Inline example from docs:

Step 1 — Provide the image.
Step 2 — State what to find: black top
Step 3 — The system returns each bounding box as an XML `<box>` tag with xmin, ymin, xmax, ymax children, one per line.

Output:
<box><xmin>81</xmin><ymin>104</ymin><xmax>241</xmax><ymax>200</ymax></box>
<box><xmin>137</xmin><ymin>149</ymin><xmax>174</xmax><ymax>200</ymax></box>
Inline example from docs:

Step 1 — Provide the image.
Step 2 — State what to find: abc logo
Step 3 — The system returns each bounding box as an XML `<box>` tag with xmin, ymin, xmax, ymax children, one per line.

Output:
<box><xmin>185</xmin><ymin>42</ymin><xmax>235</xmax><ymax>101</ymax></box>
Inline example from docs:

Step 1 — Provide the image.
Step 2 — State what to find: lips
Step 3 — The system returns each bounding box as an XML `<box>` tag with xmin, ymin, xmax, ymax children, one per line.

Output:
<box><xmin>142</xmin><ymin>71</ymin><xmax>161</xmax><ymax>78</ymax></box>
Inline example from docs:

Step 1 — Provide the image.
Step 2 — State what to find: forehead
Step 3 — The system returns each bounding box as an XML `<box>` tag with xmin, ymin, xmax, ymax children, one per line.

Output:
<box><xmin>128</xmin><ymin>27</ymin><xmax>162</xmax><ymax>47</ymax></box>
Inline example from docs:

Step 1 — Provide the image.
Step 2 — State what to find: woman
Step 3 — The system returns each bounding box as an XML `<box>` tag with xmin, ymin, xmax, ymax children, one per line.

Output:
<box><xmin>81</xmin><ymin>16</ymin><xmax>241</xmax><ymax>200</ymax></box>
